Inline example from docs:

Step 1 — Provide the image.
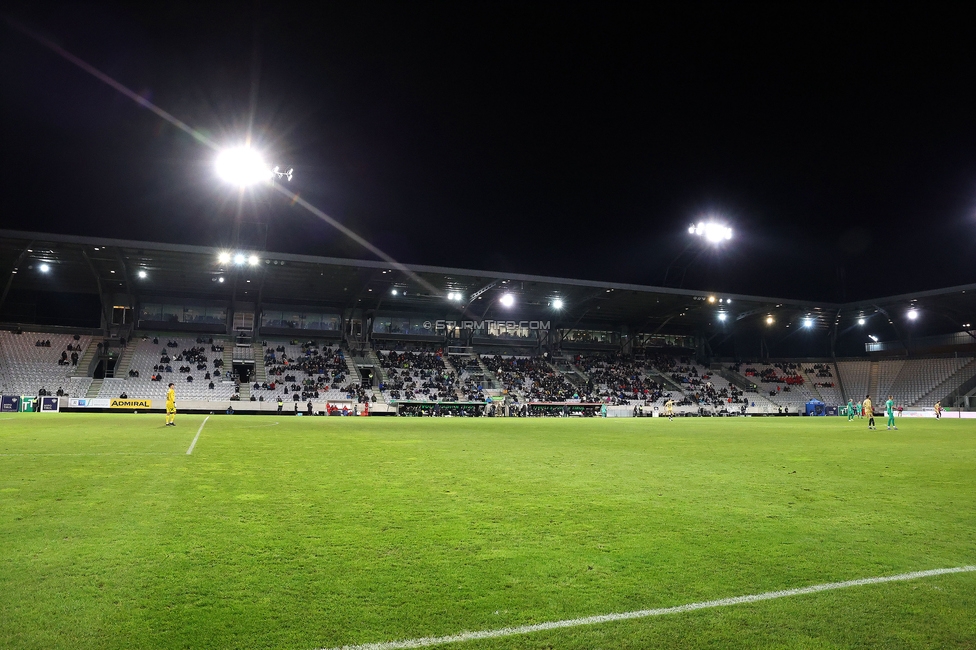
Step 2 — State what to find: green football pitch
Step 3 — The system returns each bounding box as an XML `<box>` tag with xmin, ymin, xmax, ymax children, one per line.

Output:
<box><xmin>1</xmin><ymin>413</ymin><xmax>974</xmax><ymax>649</ymax></box>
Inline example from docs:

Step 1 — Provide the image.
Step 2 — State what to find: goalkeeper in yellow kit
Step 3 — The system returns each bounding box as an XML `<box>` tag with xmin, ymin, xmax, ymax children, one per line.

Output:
<box><xmin>165</xmin><ymin>382</ymin><xmax>176</xmax><ymax>426</ymax></box>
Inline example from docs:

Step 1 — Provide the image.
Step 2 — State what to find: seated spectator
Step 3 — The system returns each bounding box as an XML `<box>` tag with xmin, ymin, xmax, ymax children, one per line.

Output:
<box><xmin>208</xmin><ymin>381</ymin><xmax>215</xmax><ymax>390</ymax></box>
<box><xmin>186</xmin><ymin>375</ymin><xmax>194</xmax><ymax>382</ymax></box>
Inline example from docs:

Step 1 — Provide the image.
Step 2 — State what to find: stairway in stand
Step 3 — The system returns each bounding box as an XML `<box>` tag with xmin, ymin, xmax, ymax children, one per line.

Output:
<box><xmin>86</xmin><ymin>379</ymin><xmax>103</xmax><ymax>398</ymax></box>
<box><xmin>251</xmin><ymin>343</ymin><xmax>267</xmax><ymax>385</ymax></box>
<box><xmin>70</xmin><ymin>340</ymin><xmax>99</xmax><ymax>378</ymax></box>
<box><xmin>868</xmin><ymin>361</ymin><xmax>880</xmax><ymax>401</ymax></box>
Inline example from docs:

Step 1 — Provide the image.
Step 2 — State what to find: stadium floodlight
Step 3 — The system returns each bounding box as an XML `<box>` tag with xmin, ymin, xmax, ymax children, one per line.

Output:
<box><xmin>248</xmin><ymin>255</ymin><xmax>260</xmax><ymax>267</ymax></box>
<box><xmin>391</xmin><ymin>289</ymin><xmax>398</xmax><ymax>295</ymax></box>
<box><xmin>869</xmin><ymin>334</ymin><xmax>879</xmax><ymax>342</ymax></box>
<box><xmin>233</xmin><ymin>253</ymin><xmax>246</xmax><ymax>266</ymax></box>
<box><xmin>857</xmin><ymin>317</ymin><xmax>866</xmax><ymax>325</ymax></box>
<box><xmin>216</xmin><ymin>147</ymin><xmax>273</xmax><ymax>187</ymax></box>
<box><xmin>766</xmin><ymin>315</ymin><xmax>774</xmax><ymax>325</ymax></box>
<box><xmin>218</xmin><ymin>252</ymin><xmax>231</xmax><ymax>264</ymax></box>
<box><xmin>907</xmin><ymin>309</ymin><xmax>918</xmax><ymax>320</ymax></box>
<box><xmin>690</xmin><ymin>221</ymin><xmax>733</xmax><ymax>243</ymax></box>
<box><xmin>38</xmin><ymin>263</ymin><xmax>50</xmax><ymax>273</ymax></box>
<box><xmin>500</xmin><ymin>293</ymin><xmax>515</xmax><ymax>308</ymax></box>
<box><xmin>218</xmin><ymin>277</ymin><xmax>225</xmax><ymax>283</ymax></box>
<box><xmin>708</xmin><ymin>295</ymin><xmax>716</xmax><ymax>303</ymax></box>
<box><xmin>137</xmin><ymin>270</ymin><xmax>147</xmax><ymax>279</ymax></box>
<box><xmin>553</xmin><ymin>298</ymin><xmax>564</xmax><ymax>309</ymax></box>
<box><xmin>803</xmin><ymin>318</ymin><xmax>814</xmax><ymax>328</ymax></box>
<box><xmin>717</xmin><ymin>312</ymin><xmax>727</xmax><ymax>321</ymax></box>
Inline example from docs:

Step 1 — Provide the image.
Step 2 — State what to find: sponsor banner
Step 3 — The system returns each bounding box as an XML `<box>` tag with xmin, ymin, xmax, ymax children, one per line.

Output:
<box><xmin>110</xmin><ymin>399</ymin><xmax>152</xmax><ymax>409</ymax></box>
<box><xmin>40</xmin><ymin>396</ymin><xmax>60</xmax><ymax>412</ymax></box>
<box><xmin>68</xmin><ymin>398</ymin><xmax>112</xmax><ymax>408</ymax></box>
<box><xmin>20</xmin><ymin>396</ymin><xmax>37</xmax><ymax>412</ymax></box>
<box><xmin>900</xmin><ymin>410</ymin><xmax>976</xmax><ymax>419</ymax></box>
<box><xmin>1</xmin><ymin>395</ymin><xmax>20</xmax><ymax>412</ymax></box>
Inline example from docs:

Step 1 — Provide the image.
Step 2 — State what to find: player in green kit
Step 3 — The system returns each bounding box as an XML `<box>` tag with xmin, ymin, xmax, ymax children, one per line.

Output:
<box><xmin>855</xmin><ymin>401</ymin><xmax>862</xmax><ymax>418</ymax></box>
<box><xmin>847</xmin><ymin>399</ymin><xmax>855</xmax><ymax>421</ymax></box>
<box><xmin>885</xmin><ymin>395</ymin><xmax>897</xmax><ymax>430</ymax></box>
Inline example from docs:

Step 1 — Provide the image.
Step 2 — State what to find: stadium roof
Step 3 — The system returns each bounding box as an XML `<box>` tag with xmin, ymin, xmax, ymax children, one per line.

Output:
<box><xmin>0</xmin><ymin>229</ymin><xmax>973</xmax><ymax>341</ymax></box>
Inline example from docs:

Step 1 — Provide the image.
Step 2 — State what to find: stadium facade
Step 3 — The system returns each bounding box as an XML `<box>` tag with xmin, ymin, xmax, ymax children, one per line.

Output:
<box><xmin>0</xmin><ymin>229</ymin><xmax>974</xmax><ymax>413</ymax></box>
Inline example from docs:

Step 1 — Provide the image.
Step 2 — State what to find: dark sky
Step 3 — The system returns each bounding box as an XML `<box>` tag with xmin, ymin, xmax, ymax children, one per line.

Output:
<box><xmin>1</xmin><ymin>2</ymin><xmax>974</xmax><ymax>302</ymax></box>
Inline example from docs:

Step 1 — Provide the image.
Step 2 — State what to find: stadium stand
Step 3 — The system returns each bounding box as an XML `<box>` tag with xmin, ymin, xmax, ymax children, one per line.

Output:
<box><xmin>96</xmin><ymin>336</ymin><xmax>236</xmax><ymax>401</ymax></box>
<box><xmin>257</xmin><ymin>340</ymin><xmax>374</xmax><ymax>404</ymax></box>
<box><xmin>885</xmin><ymin>357</ymin><xmax>975</xmax><ymax>407</ymax></box>
<box><xmin>0</xmin><ymin>330</ymin><xmax>93</xmax><ymax>398</ymax></box>
<box><xmin>378</xmin><ymin>349</ymin><xmax>473</xmax><ymax>402</ymax></box>
<box><xmin>479</xmin><ymin>354</ymin><xmax>580</xmax><ymax>402</ymax></box>
<box><xmin>836</xmin><ymin>360</ymin><xmax>871</xmax><ymax>403</ymax></box>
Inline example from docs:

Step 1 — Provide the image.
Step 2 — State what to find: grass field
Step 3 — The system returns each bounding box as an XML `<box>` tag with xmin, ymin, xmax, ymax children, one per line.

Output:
<box><xmin>1</xmin><ymin>413</ymin><xmax>974</xmax><ymax>649</ymax></box>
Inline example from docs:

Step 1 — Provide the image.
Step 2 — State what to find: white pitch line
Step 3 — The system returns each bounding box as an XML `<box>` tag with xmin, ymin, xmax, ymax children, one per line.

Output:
<box><xmin>321</xmin><ymin>565</ymin><xmax>976</xmax><ymax>650</ymax></box>
<box><xmin>186</xmin><ymin>416</ymin><xmax>210</xmax><ymax>455</ymax></box>
<box><xmin>0</xmin><ymin>452</ymin><xmax>181</xmax><ymax>457</ymax></box>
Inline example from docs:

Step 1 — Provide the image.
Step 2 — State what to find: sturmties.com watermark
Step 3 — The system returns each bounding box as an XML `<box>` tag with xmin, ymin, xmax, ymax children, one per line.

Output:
<box><xmin>425</xmin><ymin>320</ymin><xmax>551</xmax><ymax>331</ymax></box>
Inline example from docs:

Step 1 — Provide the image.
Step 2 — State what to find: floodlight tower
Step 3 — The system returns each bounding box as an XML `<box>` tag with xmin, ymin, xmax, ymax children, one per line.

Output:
<box><xmin>662</xmin><ymin>219</ymin><xmax>733</xmax><ymax>287</ymax></box>
<box><xmin>215</xmin><ymin>145</ymin><xmax>293</xmax><ymax>248</ymax></box>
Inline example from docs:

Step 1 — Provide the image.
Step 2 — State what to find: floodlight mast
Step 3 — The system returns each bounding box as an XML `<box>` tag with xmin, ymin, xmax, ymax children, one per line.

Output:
<box><xmin>663</xmin><ymin>219</ymin><xmax>734</xmax><ymax>287</ymax></box>
<box><xmin>215</xmin><ymin>146</ymin><xmax>293</xmax><ymax>249</ymax></box>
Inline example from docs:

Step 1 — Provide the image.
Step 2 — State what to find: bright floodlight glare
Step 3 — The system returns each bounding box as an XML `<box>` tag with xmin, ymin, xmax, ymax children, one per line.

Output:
<box><xmin>137</xmin><ymin>270</ymin><xmax>147</xmax><ymax>279</ymax></box>
<box><xmin>216</xmin><ymin>147</ymin><xmax>272</xmax><ymax>186</ymax></box>
<box><xmin>553</xmin><ymin>298</ymin><xmax>564</xmax><ymax>309</ymax></box>
<box><xmin>218</xmin><ymin>277</ymin><xmax>225</xmax><ymax>283</ymax></box>
<box><xmin>692</xmin><ymin>221</ymin><xmax>733</xmax><ymax>243</ymax></box>
<box><xmin>804</xmin><ymin>318</ymin><xmax>814</xmax><ymax>328</ymax></box>
<box><xmin>908</xmin><ymin>309</ymin><xmax>918</xmax><ymax>320</ymax></box>
<box><xmin>766</xmin><ymin>315</ymin><xmax>774</xmax><ymax>325</ymax></box>
<box><xmin>707</xmin><ymin>295</ymin><xmax>716</xmax><ymax>303</ymax></box>
<box><xmin>391</xmin><ymin>289</ymin><xmax>398</xmax><ymax>295</ymax></box>
<box><xmin>869</xmin><ymin>334</ymin><xmax>879</xmax><ymax>342</ymax></box>
<box><xmin>718</xmin><ymin>312</ymin><xmax>727</xmax><ymax>321</ymax></box>
<box><xmin>233</xmin><ymin>253</ymin><xmax>246</xmax><ymax>265</ymax></box>
<box><xmin>39</xmin><ymin>263</ymin><xmax>50</xmax><ymax>273</ymax></box>
<box><xmin>500</xmin><ymin>293</ymin><xmax>515</xmax><ymax>308</ymax></box>
<box><xmin>248</xmin><ymin>255</ymin><xmax>260</xmax><ymax>266</ymax></box>
<box><xmin>858</xmin><ymin>317</ymin><xmax>866</xmax><ymax>325</ymax></box>
<box><xmin>218</xmin><ymin>252</ymin><xmax>231</xmax><ymax>264</ymax></box>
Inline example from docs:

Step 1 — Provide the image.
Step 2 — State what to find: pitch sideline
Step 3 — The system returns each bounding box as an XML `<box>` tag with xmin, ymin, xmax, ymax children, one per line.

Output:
<box><xmin>321</xmin><ymin>565</ymin><xmax>976</xmax><ymax>650</ymax></box>
<box><xmin>185</xmin><ymin>416</ymin><xmax>210</xmax><ymax>455</ymax></box>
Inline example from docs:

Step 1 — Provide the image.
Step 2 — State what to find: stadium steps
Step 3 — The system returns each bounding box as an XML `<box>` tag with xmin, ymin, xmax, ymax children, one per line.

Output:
<box><xmin>797</xmin><ymin>368</ymin><xmax>825</xmax><ymax>402</ymax></box>
<box><xmin>86</xmin><ymin>378</ymin><xmax>103</xmax><ymax>398</ymax></box>
<box><xmin>910</xmin><ymin>357</ymin><xmax>976</xmax><ymax>407</ymax></box>
<box><xmin>475</xmin><ymin>356</ymin><xmax>500</xmax><ymax>386</ymax></box>
<box><xmin>114</xmin><ymin>344</ymin><xmax>136</xmax><ymax>378</ymax></box>
<box><xmin>557</xmin><ymin>355</ymin><xmax>589</xmax><ymax>385</ymax></box>
<box><xmin>364</xmin><ymin>349</ymin><xmax>386</xmax><ymax>384</ymax></box>
<box><xmin>868</xmin><ymin>361</ymin><xmax>880</xmax><ymax>401</ymax></box>
<box><xmin>252</xmin><ymin>343</ymin><xmax>267</xmax><ymax>384</ymax></box>
<box><xmin>719</xmin><ymin>368</ymin><xmax>779</xmax><ymax>412</ymax></box>
<box><xmin>651</xmin><ymin>369</ymin><xmax>685</xmax><ymax>392</ymax></box>
<box><xmin>546</xmin><ymin>358</ymin><xmax>584</xmax><ymax>389</ymax></box>
<box><xmin>441</xmin><ymin>355</ymin><xmax>458</xmax><ymax>376</ymax></box>
<box><xmin>70</xmin><ymin>340</ymin><xmax>99</xmax><ymax>378</ymax></box>
<box><xmin>342</xmin><ymin>347</ymin><xmax>359</xmax><ymax>381</ymax></box>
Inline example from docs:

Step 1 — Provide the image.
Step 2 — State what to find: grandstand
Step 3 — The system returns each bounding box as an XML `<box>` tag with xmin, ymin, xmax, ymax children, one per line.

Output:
<box><xmin>0</xmin><ymin>229</ymin><xmax>973</xmax><ymax>413</ymax></box>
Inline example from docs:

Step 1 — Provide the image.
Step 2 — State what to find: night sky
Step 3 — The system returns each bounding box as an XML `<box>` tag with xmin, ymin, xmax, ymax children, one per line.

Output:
<box><xmin>1</xmin><ymin>3</ymin><xmax>974</xmax><ymax>303</ymax></box>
